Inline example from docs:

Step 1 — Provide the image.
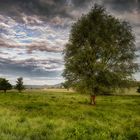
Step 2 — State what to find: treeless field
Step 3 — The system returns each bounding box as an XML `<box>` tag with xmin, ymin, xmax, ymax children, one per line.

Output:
<box><xmin>0</xmin><ymin>90</ymin><xmax>139</xmax><ymax>140</ymax></box>
<box><xmin>42</xmin><ymin>88</ymin><xmax>74</xmax><ymax>93</ymax></box>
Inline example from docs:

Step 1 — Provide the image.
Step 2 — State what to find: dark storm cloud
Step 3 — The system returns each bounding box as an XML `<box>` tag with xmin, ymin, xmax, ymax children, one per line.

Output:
<box><xmin>72</xmin><ymin>0</ymin><xmax>92</xmax><ymax>7</ymax></box>
<box><xmin>0</xmin><ymin>0</ymin><xmax>139</xmax><ymax>30</ymax></box>
<box><xmin>0</xmin><ymin>57</ymin><xmax>63</xmax><ymax>68</ymax></box>
<box><xmin>0</xmin><ymin>57</ymin><xmax>63</xmax><ymax>77</ymax></box>
<box><xmin>0</xmin><ymin>0</ymin><xmax>82</xmax><ymax>24</ymax></box>
<box><xmin>103</xmin><ymin>0</ymin><xmax>140</xmax><ymax>12</ymax></box>
<box><xmin>0</xmin><ymin>0</ymin><xmax>91</xmax><ymax>15</ymax></box>
<box><xmin>0</xmin><ymin>0</ymin><xmax>139</xmax><ymax>24</ymax></box>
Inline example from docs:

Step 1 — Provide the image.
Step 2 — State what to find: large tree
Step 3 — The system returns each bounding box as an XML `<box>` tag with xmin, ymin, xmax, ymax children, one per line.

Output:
<box><xmin>15</xmin><ymin>77</ymin><xmax>25</xmax><ymax>93</ymax></box>
<box><xmin>0</xmin><ymin>78</ymin><xmax>12</xmax><ymax>93</ymax></box>
<box><xmin>63</xmin><ymin>5</ymin><xmax>138</xmax><ymax>104</ymax></box>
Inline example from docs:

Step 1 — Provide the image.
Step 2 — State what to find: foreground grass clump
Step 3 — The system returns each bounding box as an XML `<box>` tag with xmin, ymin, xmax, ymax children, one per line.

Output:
<box><xmin>0</xmin><ymin>90</ymin><xmax>139</xmax><ymax>140</ymax></box>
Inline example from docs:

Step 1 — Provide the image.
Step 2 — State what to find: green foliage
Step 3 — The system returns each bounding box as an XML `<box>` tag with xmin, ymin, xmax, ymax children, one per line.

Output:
<box><xmin>0</xmin><ymin>90</ymin><xmax>139</xmax><ymax>139</ymax></box>
<box><xmin>62</xmin><ymin>81</ymin><xmax>70</xmax><ymax>90</ymax></box>
<box><xmin>63</xmin><ymin>4</ymin><xmax>138</xmax><ymax>95</ymax></box>
<box><xmin>73</xmin><ymin>80</ymin><xmax>114</xmax><ymax>95</ymax></box>
<box><xmin>73</xmin><ymin>80</ymin><xmax>90</xmax><ymax>94</ymax></box>
<box><xmin>15</xmin><ymin>77</ymin><xmax>25</xmax><ymax>92</ymax></box>
<box><xmin>0</xmin><ymin>78</ymin><xmax>12</xmax><ymax>93</ymax></box>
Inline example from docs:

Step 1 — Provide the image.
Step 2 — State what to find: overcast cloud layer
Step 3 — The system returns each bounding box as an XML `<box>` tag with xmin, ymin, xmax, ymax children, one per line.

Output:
<box><xmin>0</xmin><ymin>0</ymin><xmax>140</xmax><ymax>85</ymax></box>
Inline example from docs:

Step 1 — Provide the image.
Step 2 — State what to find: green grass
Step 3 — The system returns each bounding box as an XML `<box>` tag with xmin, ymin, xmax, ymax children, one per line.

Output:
<box><xmin>0</xmin><ymin>90</ymin><xmax>139</xmax><ymax>140</ymax></box>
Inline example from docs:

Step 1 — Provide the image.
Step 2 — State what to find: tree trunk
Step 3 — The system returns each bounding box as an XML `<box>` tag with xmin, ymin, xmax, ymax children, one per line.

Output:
<box><xmin>90</xmin><ymin>95</ymin><xmax>96</xmax><ymax>105</ymax></box>
<box><xmin>4</xmin><ymin>90</ymin><xmax>6</xmax><ymax>93</ymax></box>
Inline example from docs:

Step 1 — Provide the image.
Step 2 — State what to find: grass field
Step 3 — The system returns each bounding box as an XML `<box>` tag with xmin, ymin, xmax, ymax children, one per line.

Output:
<box><xmin>0</xmin><ymin>90</ymin><xmax>139</xmax><ymax>140</ymax></box>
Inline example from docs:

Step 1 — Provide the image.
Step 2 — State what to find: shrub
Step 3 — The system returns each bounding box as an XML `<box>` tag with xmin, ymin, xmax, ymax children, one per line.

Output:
<box><xmin>137</xmin><ymin>85</ymin><xmax>140</xmax><ymax>93</ymax></box>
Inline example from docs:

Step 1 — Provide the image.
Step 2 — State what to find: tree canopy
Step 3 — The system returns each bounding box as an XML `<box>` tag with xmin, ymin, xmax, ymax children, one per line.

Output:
<box><xmin>0</xmin><ymin>78</ymin><xmax>12</xmax><ymax>93</ymax></box>
<box><xmin>63</xmin><ymin>5</ymin><xmax>138</xmax><ymax>95</ymax></box>
<box><xmin>15</xmin><ymin>77</ymin><xmax>25</xmax><ymax>92</ymax></box>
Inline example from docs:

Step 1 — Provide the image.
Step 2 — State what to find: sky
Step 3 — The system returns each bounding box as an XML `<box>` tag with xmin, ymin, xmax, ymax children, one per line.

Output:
<box><xmin>0</xmin><ymin>0</ymin><xmax>140</xmax><ymax>85</ymax></box>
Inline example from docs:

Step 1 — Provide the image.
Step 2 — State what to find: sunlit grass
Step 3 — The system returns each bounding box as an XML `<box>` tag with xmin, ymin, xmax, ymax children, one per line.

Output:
<box><xmin>0</xmin><ymin>90</ymin><xmax>139</xmax><ymax>140</ymax></box>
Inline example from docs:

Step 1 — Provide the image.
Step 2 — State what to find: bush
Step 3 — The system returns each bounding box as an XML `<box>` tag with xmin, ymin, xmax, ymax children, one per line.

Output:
<box><xmin>97</xmin><ymin>86</ymin><xmax>113</xmax><ymax>95</ymax></box>
<box><xmin>137</xmin><ymin>85</ymin><xmax>140</xmax><ymax>93</ymax></box>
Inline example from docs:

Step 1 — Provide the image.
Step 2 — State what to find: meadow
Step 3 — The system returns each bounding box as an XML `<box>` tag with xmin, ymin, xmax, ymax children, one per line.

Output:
<box><xmin>0</xmin><ymin>89</ymin><xmax>139</xmax><ymax>140</ymax></box>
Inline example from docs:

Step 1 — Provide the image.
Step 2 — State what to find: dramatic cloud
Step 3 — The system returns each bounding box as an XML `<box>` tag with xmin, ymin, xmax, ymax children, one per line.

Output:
<box><xmin>103</xmin><ymin>0</ymin><xmax>140</xmax><ymax>12</ymax></box>
<box><xmin>0</xmin><ymin>39</ymin><xmax>63</xmax><ymax>53</ymax></box>
<box><xmin>0</xmin><ymin>57</ymin><xmax>63</xmax><ymax>80</ymax></box>
<box><xmin>0</xmin><ymin>0</ymin><xmax>140</xmax><ymax>84</ymax></box>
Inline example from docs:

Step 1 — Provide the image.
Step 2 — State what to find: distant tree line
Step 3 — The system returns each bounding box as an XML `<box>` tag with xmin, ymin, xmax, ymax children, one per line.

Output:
<box><xmin>0</xmin><ymin>77</ymin><xmax>25</xmax><ymax>93</ymax></box>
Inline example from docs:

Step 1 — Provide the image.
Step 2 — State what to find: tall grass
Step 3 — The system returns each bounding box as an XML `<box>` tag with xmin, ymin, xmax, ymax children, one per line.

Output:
<box><xmin>0</xmin><ymin>90</ymin><xmax>139</xmax><ymax>140</ymax></box>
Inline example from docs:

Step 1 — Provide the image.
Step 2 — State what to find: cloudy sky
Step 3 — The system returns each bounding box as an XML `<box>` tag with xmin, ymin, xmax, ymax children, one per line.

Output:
<box><xmin>0</xmin><ymin>0</ymin><xmax>140</xmax><ymax>85</ymax></box>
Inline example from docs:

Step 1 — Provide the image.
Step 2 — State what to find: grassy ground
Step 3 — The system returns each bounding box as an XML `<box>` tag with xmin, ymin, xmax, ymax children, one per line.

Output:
<box><xmin>0</xmin><ymin>90</ymin><xmax>139</xmax><ymax>140</ymax></box>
